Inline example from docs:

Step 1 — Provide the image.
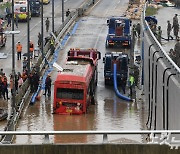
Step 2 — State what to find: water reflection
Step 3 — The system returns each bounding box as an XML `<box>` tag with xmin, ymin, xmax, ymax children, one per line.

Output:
<box><xmin>53</xmin><ymin>105</ymin><xmax>97</xmax><ymax>143</ymax></box>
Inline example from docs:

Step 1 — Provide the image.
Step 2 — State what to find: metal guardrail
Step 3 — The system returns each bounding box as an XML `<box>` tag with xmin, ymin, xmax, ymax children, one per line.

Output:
<box><xmin>1</xmin><ymin>130</ymin><xmax>180</xmax><ymax>149</ymax></box>
<box><xmin>142</xmin><ymin>3</ymin><xmax>180</xmax><ymax>75</ymax></box>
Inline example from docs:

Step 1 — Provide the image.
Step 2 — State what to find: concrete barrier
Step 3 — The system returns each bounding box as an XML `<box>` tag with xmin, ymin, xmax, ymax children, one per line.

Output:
<box><xmin>141</xmin><ymin>3</ymin><xmax>180</xmax><ymax>131</ymax></box>
<box><xmin>0</xmin><ymin>144</ymin><xmax>179</xmax><ymax>154</ymax></box>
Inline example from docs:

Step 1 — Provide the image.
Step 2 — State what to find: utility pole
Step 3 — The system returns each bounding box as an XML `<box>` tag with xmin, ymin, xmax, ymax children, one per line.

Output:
<box><xmin>11</xmin><ymin>0</ymin><xmax>16</xmax><ymax>115</ymax></box>
<box><xmin>62</xmin><ymin>0</ymin><xmax>64</xmax><ymax>23</ymax></box>
<box><xmin>27</xmin><ymin>0</ymin><xmax>30</xmax><ymax>74</ymax></box>
<box><xmin>41</xmin><ymin>0</ymin><xmax>44</xmax><ymax>64</ymax></box>
<box><xmin>52</xmin><ymin>0</ymin><xmax>54</xmax><ymax>33</ymax></box>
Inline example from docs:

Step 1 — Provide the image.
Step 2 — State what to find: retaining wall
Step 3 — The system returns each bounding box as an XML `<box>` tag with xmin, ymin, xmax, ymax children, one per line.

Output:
<box><xmin>141</xmin><ymin>4</ymin><xmax>180</xmax><ymax>131</ymax></box>
<box><xmin>0</xmin><ymin>144</ymin><xmax>179</xmax><ymax>154</ymax></box>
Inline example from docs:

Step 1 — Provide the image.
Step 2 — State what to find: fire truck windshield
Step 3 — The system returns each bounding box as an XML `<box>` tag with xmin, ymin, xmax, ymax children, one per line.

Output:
<box><xmin>20</xmin><ymin>7</ymin><xmax>26</xmax><ymax>12</ymax></box>
<box><xmin>56</xmin><ymin>88</ymin><xmax>84</xmax><ymax>100</ymax></box>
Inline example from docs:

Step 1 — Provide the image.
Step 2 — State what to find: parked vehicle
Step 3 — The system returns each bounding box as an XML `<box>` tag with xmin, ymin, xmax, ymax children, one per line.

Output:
<box><xmin>53</xmin><ymin>48</ymin><xmax>101</xmax><ymax>115</ymax></box>
<box><xmin>103</xmin><ymin>52</ymin><xmax>129</xmax><ymax>85</ymax></box>
<box><xmin>106</xmin><ymin>17</ymin><xmax>131</xmax><ymax>48</ymax></box>
<box><xmin>14</xmin><ymin>0</ymin><xmax>31</xmax><ymax>21</ymax></box>
<box><xmin>29</xmin><ymin>0</ymin><xmax>40</xmax><ymax>17</ymax></box>
<box><xmin>40</xmin><ymin>0</ymin><xmax>50</xmax><ymax>5</ymax></box>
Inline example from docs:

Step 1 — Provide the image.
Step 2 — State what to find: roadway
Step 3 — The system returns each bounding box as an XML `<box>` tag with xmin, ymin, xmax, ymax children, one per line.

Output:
<box><xmin>1</xmin><ymin>0</ymin><xmax>147</xmax><ymax>144</ymax></box>
<box><xmin>0</xmin><ymin>0</ymin><xmax>86</xmax><ymax>131</ymax></box>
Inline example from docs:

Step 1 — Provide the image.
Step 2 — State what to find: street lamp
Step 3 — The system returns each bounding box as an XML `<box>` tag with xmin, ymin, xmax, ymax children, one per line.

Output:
<box><xmin>11</xmin><ymin>0</ymin><xmax>18</xmax><ymax>115</ymax></box>
<box><xmin>62</xmin><ymin>0</ymin><xmax>64</xmax><ymax>23</ymax></box>
<box><xmin>41</xmin><ymin>0</ymin><xmax>44</xmax><ymax>62</ymax></box>
<box><xmin>27</xmin><ymin>0</ymin><xmax>30</xmax><ymax>74</ymax></box>
<box><xmin>52</xmin><ymin>0</ymin><xmax>54</xmax><ymax>33</ymax></box>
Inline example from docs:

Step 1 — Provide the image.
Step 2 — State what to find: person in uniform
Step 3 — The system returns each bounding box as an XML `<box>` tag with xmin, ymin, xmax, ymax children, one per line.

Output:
<box><xmin>174</xmin><ymin>38</ymin><xmax>180</xmax><ymax>67</ymax></box>
<box><xmin>136</xmin><ymin>22</ymin><xmax>141</xmax><ymax>38</ymax></box>
<box><xmin>16</xmin><ymin>41</ymin><xmax>22</xmax><ymax>60</ymax></box>
<box><xmin>167</xmin><ymin>20</ymin><xmax>173</xmax><ymax>41</ymax></box>
<box><xmin>45</xmin><ymin>18</ymin><xmax>50</xmax><ymax>32</ymax></box>
<box><xmin>66</xmin><ymin>9</ymin><xmax>71</xmax><ymax>17</ymax></box>
<box><xmin>172</xmin><ymin>14</ymin><xmax>179</xmax><ymax>39</ymax></box>
<box><xmin>169</xmin><ymin>48</ymin><xmax>177</xmax><ymax>64</ymax></box>
<box><xmin>43</xmin><ymin>74</ymin><xmax>52</xmax><ymax>97</ymax></box>
<box><xmin>157</xmin><ymin>26</ymin><xmax>162</xmax><ymax>44</ymax></box>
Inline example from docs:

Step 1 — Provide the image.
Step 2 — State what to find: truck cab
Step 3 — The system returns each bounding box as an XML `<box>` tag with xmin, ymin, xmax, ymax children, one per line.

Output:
<box><xmin>106</xmin><ymin>17</ymin><xmax>131</xmax><ymax>48</ymax></box>
<box><xmin>29</xmin><ymin>0</ymin><xmax>41</xmax><ymax>17</ymax></box>
<box><xmin>103</xmin><ymin>52</ymin><xmax>129</xmax><ymax>85</ymax></box>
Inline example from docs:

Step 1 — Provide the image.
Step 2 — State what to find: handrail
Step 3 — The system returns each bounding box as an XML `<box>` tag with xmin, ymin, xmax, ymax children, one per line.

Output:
<box><xmin>142</xmin><ymin>2</ymin><xmax>180</xmax><ymax>74</ymax></box>
<box><xmin>1</xmin><ymin>130</ymin><xmax>180</xmax><ymax>135</ymax></box>
<box><xmin>1</xmin><ymin>130</ymin><xmax>180</xmax><ymax>147</ymax></box>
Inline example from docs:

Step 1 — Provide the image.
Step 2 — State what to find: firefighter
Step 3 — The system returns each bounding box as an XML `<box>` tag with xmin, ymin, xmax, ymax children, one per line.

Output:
<box><xmin>129</xmin><ymin>73</ymin><xmax>135</xmax><ymax>98</ymax></box>
<box><xmin>38</xmin><ymin>32</ymin><xmax>42</xmax><ymax>47</ymax></box>
<box><xmin>50</xmin><ymin>37</ymin><xmax>55</xmax><ymax>55</ymax></box>
<box><xmin>15</xmin><ymin>14</ymin><xmax>19</xmax><ymax>29</ymax></box>
<box><xmin>136</xmin><ymin>22</ymin><xmax>141</xmax><ymax>38</ymax></box>
<box><xmin>16</xmin><ymin>41</ymin><xmax>22</xmax><ymax>60</ymax></box>
<box><xmin>120</xmin><ymin>74</ymin><xmax>126</xmax><ymax>94</ymax></box>
<box><xmin>32</xmin><ymin>71</ymin><xmax>39</xmax><ymax>93</ymax></box>
<box><xmin>66</xmin><ymin>9</ymin><xmax>70</xmax><ymax>17</ymax></box>
<box><xmin>157</xmin><ymin>26</ymin><xmax>162</xmax><ymax>44</ymax></box>
<box><xmin>23</xmin><ymin>57</ymin><xmax>28</xmax><ymax>71</ymax></box>
<box><xmin>6</xmin><ymin>13</ymin><xmax>11</xmax><ymax>27</ymax></box>
<box><xmin>167</xmin><ymin>20</ymin><xmax>173</xmax><ymax>41</ymax></box>
<box><xmin>29</xmin><ymin>41</ymin><xmax>34</xmax><ymax>58</ymax></box>
<box><xmin>132</xmin><ymin>24</ymin><xmax>137</xmax><ymax>38</ymax></box>
<box><xmin>169</xmin><ymin>48</ymin><xmax>177</xmax><ymax>63</ymax></box>
<box><xmin>2</xmin><ymin>74</ymin><xmax>9</xmax><ymax>100</ymax></box>
<box><xmin>172</xmin><ymin>14</ymin><xmax>179</xmax><ymax>39</ymax></box>
<box><xmin>45</xmin><ymin>17</ymin><xmax>50</xmax><ymax>33</ymax></box>
<box><xmin>43</xmin><ymin>74</ymin><xmax>52</xmax><ymax>97</ymax></box>
<box><xmin>174</xmin><ymin>38</ymin><xmax>180</xmax><ymax>67</ymax></box>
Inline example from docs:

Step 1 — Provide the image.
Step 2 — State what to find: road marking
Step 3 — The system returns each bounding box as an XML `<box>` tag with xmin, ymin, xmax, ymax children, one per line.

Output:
<box><xmin>86</xmin><ymin>0</ymin><xmax>101</xmax><ymax>14</ymax></box>
<box><xmin>94</xmin><ymin>0</ymin><xmax>114</xmax><ymax>48</ymax></box>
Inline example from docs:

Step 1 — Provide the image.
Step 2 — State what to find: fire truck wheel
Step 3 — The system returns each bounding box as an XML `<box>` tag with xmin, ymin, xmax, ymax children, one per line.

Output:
<box><xmin>105</xmin><ymin>40</ymin><xmax>109</xmax><ymax>48</ymax></box>
<box><xmin>105</xmin><ymin>79</ymin><xmax>109</xmax><ymax>85</ymax></box>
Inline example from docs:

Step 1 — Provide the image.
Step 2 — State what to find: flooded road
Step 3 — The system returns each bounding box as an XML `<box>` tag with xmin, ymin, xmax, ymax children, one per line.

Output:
<box><xmin>2</xmin><ymin>0</ymin><xmax>149</xmax><ymax>144</ymax></box>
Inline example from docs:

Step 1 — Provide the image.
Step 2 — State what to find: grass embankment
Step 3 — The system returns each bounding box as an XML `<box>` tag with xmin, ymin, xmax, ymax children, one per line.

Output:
<box><xmin>145</xmin><ymin>7</ymin><xmax>158</xmax><ymax>16</ymax></box>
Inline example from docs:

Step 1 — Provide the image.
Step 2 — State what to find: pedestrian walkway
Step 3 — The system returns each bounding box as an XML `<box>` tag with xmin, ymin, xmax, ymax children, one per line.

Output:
<box><xmin>155</xmin><ymin>7</ymin><xmax>179</xmax><ymax>52</ymax></box>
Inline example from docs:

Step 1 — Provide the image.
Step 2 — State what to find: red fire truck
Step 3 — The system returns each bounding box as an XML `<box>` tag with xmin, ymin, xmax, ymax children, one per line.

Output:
<box><xmin>53</xmin><ymin>48</ymin><xmax>101</xmax><ymax>115</ymax></box>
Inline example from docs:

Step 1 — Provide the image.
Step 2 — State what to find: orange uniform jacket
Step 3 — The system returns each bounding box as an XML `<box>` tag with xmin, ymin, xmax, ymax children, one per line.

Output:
<box><xmin>16</xmin><ymin>44</ymin><xmax>22</xmax><ymax>52</ymax></box>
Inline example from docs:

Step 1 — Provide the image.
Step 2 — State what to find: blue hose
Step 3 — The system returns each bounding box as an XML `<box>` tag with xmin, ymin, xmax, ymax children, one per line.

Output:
<box><xmin>113</xmin><ymin>63</ymin><xmax>132</xmax><ymax>102</ymax></box>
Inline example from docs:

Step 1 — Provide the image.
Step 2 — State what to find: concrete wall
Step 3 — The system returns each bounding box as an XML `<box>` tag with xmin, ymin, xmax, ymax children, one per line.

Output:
<box><xmin>0</xmin><ymin>144</ymin><xmax>179</xmax><ymax>154</ymax></box>
<box><xmin>141</xmin><ymin>4</ymin><xmax>180</xmax><ymax>131</ymax></box>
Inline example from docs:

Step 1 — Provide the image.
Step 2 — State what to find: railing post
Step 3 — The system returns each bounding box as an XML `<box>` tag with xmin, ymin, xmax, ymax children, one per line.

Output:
<box><xmin>44</xmin><ymin>134</ymin><xmax>50</xmax><ymax>144</ymax></box>
<box><xmin>103</xmin><ymin>134</ymin><xmax>108</xmax><ymax>143</ymax></box>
